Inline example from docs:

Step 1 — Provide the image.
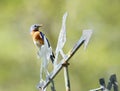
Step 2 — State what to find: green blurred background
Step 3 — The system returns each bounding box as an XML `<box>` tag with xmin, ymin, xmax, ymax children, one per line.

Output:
<box><xmin>0</xmin><ymin>0</ymin><xmax>120</xmax><ymax>91</ymax></box>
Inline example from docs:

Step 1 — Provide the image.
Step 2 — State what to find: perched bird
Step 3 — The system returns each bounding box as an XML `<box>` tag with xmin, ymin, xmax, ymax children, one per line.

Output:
<box><xmin>30</xmin><ymin>24</ymin><xmax>55</xmax><ymax>63</ymax></box>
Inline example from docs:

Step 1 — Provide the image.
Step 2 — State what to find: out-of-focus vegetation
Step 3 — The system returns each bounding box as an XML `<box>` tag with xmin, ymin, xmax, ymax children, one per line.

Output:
<box><xmin>0</xmin><ymin>0</ymin><xmax>120</xmax><ymax>91</ymax></box>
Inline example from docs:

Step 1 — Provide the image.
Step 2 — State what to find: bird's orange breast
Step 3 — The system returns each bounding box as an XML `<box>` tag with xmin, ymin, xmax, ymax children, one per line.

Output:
<box><xmin>31</xmin><ymin>31</ymin><xmax>44</xmax><ymax>45</ymax></box>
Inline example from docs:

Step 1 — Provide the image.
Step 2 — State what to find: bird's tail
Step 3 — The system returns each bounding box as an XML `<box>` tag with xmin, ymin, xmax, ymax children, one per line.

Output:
<box><xmin>50</xmin><ymin>52</ymin><xmax>55</xmax><ymax>63</ymax></box>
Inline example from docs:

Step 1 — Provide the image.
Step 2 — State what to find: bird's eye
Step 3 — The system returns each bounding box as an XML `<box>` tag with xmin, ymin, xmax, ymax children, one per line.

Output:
<box><xmin>34</xmin><ymin>25</ymin><xmax>37</xmax><ymax>27</ymax></box>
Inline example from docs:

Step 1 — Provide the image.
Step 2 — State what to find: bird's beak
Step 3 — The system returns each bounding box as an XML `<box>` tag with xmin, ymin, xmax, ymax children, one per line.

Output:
<box><xmin>38</xmin><ymin>24</ymin><xmax>43</xmax><ymax>27</ymax></box>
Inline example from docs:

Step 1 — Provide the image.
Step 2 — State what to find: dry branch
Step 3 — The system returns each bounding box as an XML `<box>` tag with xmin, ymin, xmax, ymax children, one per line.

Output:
<box><xmin>38</xmin><ymin>38</ymin><xmax>85</xmax><ymax>90</ymax></box>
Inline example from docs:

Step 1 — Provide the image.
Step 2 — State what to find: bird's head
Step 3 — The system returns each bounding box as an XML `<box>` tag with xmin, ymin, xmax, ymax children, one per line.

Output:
<box><xmin>30</xmin><ymin>24</ymin><xmax>43</xmax><ymax>32</ymax></box>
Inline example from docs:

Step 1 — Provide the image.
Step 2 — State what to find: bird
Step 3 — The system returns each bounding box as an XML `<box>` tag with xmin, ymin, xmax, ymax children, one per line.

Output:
<box><xmin>30</xmin><ymin>24</ymin><xmax>55</xmax><ymax>63</ymax></box>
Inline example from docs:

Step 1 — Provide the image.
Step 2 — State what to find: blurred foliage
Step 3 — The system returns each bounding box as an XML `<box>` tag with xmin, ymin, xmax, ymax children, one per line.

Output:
<box><xmin>0</xmin><ymin>0</ymin><xmax>120</xmax><ymax>91</ymax></box>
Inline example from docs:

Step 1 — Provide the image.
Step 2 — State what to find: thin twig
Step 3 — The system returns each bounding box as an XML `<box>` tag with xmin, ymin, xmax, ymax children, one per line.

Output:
<box><xmin>63</xmin><ymin>62</ymin><xmax>70</xmax><ymax>91</ymax></box>
<box><xmin>50</xmin><ymin>79</ymin><xmax>56</xmax><ymax>91</ymax></box>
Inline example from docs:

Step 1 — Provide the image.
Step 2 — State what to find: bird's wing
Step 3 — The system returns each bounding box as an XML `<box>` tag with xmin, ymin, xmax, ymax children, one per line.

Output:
<box><xmin>40</xmin><ymin>32</ymin><xmax>50</xmax><ymax>47</ymax></box>
<box><xmin>40</xmin><ymin>32</ymin><xmax>44</xmax><ymax>41</ymax></box>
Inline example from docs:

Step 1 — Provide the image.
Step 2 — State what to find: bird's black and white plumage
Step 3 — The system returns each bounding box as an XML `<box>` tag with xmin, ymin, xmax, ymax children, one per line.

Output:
<box><xmin>30</xmin><ymin>24</ymin><xmax>55</xmax><ymax>63</ymax></box>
